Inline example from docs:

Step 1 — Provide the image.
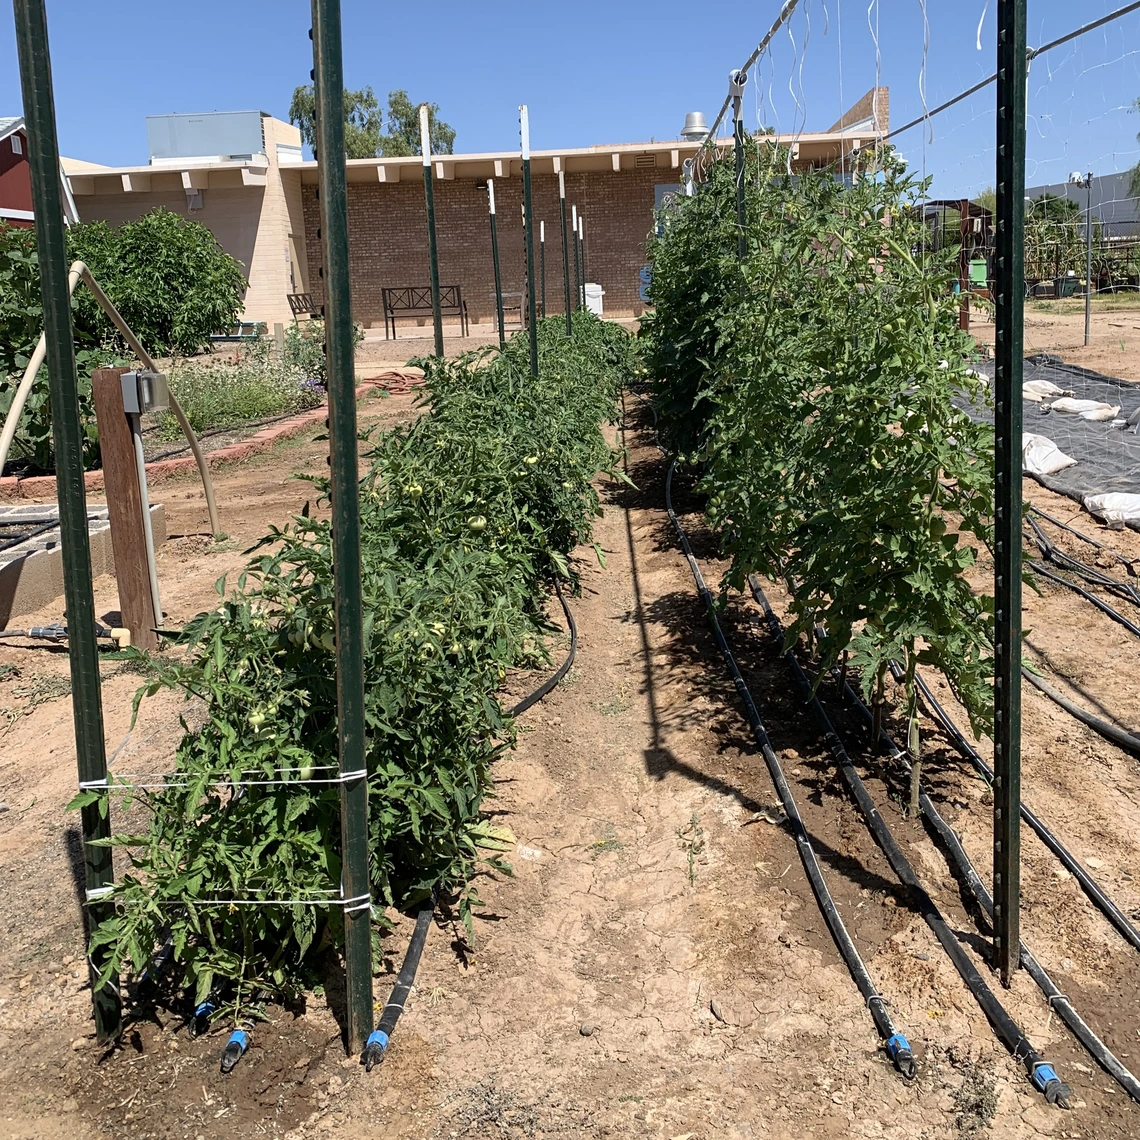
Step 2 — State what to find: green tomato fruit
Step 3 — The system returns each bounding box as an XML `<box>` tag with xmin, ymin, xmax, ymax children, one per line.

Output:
<box><xmin>319</xmin><ymin>631</ymin><xmax>336</xmax><ymax>653</ymax></box>
<box><xmin>468</xmin><ymin>516</ymin><xmax>487</xmax><ymax>532</ymax></box>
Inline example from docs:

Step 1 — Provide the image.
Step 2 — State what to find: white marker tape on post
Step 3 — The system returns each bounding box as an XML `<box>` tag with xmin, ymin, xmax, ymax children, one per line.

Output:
<box><xmin>559</xmin><ymin>169</ymin><xmax>565</xmax><ymax>199</ymax></box>
<box><xmin>519</xmin><ymin>104</ymin><xmax>531</xmax><ymax>160</ymax></box>
<box><xmin>488</xmin><ymin>177</ymin><xmax>496</xmax><ymax>215</ymax></box>
<box><xmin>541</xmin><ymin>220</ymin><xmax>545</xmax><ymax>242</ymax></box>
<box><xmin>579</xmin><ymin>216</ymin><xmax>584</xmax><ymax>239</ymax></box>
<box><xmin>419</xmin><ymin>104</ymin><xmax>431</xmax><ymax>166</ymax></box>
<box><xmin>571</xmin><ymin>204</ymin><xmax>577</xmax><ymax>231</ymax></box>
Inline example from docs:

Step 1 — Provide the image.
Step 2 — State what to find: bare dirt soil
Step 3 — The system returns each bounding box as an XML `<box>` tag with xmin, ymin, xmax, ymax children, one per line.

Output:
<box><xmin>3</xmin><ymin>352</ymin><xmax>1140</xmax><ymax>1138</ymax></box>
<box><xmin>970</xmin><ymin>300</ymin><xmax>1140</xmax><ymax>381</ymax></box>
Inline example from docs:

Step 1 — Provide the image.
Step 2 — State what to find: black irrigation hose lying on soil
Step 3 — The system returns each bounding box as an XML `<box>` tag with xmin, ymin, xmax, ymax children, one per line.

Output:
<box><xmin>362</xmin><ymin>901</ymin><xmax>435</xmax><ymax>1071</ymax></box>
<box><xmin>746</xmin><ymin>578</ymin><xmax>1072</xmax><ymax>1108</ymax></box>
<box><xmin>899</xmin><ymin>664</ymin><xmax>1140</xmax><ymax>954</ymax></box>
<box><xmin>1026</xmin><ymin>555</ymin><xmax>1140</xmax><ymax>641</ymax></box>
<box><xmin>1028</xmin><ymin>510</ymin><xmax>1140</xmax><ymax>609</ymax></box>
<box><xmin>506</xmin><ymin>579</ymin><xmax>578</xmax><ymax>718</ymax></box>
<box><xmin>1021</xmin><ymin>669</ymin><xmax>1140</xmax><ymax>760</ymax></box>
<box><xmin>663</xmin><ymin>462</ymin><xmax>917</xmax><ymax>1081</ymax></box>
<box><xmin>827</xmin><ymin>659</ymin><xmax>1140</xmax><ymax>1104</ymax></box>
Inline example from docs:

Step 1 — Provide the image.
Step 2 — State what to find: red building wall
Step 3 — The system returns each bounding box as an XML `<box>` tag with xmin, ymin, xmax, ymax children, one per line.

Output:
<box><xmin>0</xmin><ymin>129</ymin><xmax>34</xmax><ymax>228</ymax></box>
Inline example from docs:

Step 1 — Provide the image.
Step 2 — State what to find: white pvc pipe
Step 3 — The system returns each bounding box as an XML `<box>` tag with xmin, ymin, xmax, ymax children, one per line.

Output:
<box><xmin>0</xmin><ymin>261</ymin><xmax>221</xmax><ymax>536</ymax></box>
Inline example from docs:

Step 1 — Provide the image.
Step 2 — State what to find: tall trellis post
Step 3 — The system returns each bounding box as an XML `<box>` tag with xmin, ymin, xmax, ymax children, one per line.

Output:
<box><xmin>992</xmin><ymin>0</ymin><xmax>1027</xmax><ymax>988</ymax></box>
<box><xmin>311</xmin><ymin>0</ymin><xmax>374</xmax><ymax>1051</ymax></box>
<box><xmin>520</xmin><ymin>105</ymin><xmax>539</xmax><ymax>377</ymax></box>
<box><xmin>559</xmin><ymin>170</ymin><xmax>572</xmax><ymax>334</ymax></box>
<box><xmin>14</xmin><ymin>0</ymin><xmax>121</xmax><ymax>1043</ymax></box>
<box><xmin>420</xmin><ymin>105</ymin><xmax>444</xmax><ymax>358</ymax></box>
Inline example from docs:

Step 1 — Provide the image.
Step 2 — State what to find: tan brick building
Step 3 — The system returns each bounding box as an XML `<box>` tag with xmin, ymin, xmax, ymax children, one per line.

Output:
<box><xmin>61</xmin><ymin>91</ymin><xmax>887</xmax><ymax>329</ymax></box>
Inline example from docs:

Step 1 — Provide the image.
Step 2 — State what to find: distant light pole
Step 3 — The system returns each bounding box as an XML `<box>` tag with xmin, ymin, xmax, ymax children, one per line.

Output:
<box><xmin>1070</xmin><ymin>170</ymin><xmax>1094</xmax><ymax>346</ymax></box>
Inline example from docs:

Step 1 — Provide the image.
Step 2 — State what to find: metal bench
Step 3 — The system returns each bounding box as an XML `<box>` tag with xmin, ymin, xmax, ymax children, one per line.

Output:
<box><xmin>209</xmin><ymin>321</ymin><xmax>264</xmax><ymax>342</ymax></box>
<box><xmin>288</xmin><ymin>292</ymin><xmax>320</xmax><ymax>318</ymax></box>
<box><xmin>382</xmin><ymin>285</ymin><xmax>469</xmax><ymax>340</ymax></box>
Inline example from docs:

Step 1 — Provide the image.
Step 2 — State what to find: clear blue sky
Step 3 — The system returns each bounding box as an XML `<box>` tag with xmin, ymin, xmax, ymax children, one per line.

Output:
<box><xmin>1</xmin><ymin>1</ymin><xmax>1138</xmax><ymax>199</ymax></box>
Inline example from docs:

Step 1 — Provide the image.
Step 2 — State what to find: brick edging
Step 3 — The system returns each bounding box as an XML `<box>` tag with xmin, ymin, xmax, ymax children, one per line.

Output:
<box><xmin>0</xmin><ymin>370</ymin><xmax>422</xmax><ymax>501</ymax></box>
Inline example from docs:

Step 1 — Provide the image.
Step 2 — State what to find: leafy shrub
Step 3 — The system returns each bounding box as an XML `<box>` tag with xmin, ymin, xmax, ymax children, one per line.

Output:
<box><xmin>0</xmin><ymin>210</ymin><xmax>247</xmax><ymax>472</ymax></box>
<box><xmin>644</xmin><ymin>146</ymin><xmax>996</xmax><ymax>805</ymax></box>
<box><xmin>69</xmin><ymin>209</ymin><xmax>247</xmax><ymax>357</ymax></box>
<box><xmin>82</xmin><ymin>312</ymin><xmax>634</xmax><ymax>1021</ymax></box>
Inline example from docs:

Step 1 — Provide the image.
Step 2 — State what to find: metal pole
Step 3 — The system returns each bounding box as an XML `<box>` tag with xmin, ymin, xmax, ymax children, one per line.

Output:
<box><xmin>579</xmin><ymin>215</ymin><xmax>587</xmax><ymax>293</ymax></box>
<box><xmin>419</xmin><ymin>105</ymin><xmax>444</xmax><ymax>358</ymax></box>
<box><xmin>731</xmin><ymin>69</ymin><xmax>748</xmax><ymax>260</ymax></box>
<box><xmin>1085</xmin><ymin>173</ymin><xmax>1093</xmax><ymax>347</ymax></box>
<box><xmin>311</xmin><ymin>0</ymin><xmax>374</xmax><ymax>1054</ymax></box>
<box><xmin>993</xmin><ymin>0</ymin><xmax>1027</xmax><ymax>989</ymax></box>
<box><xmin>487</xmin><ymin>179</ymin><xmax>505</xmax><ymax>349</ymax></box>
<box><xmin>540</xmin><ymin>220</ymin><xmax>547</xmax><ymax>319</ymax></box>
<box><xmin>572</xmin><ymin>204</ymin><xmax>581</xmax><ymax>311</ymax></box>
<box><xmin>14</xmin><ymin>0</ymin><xmax>121</xmax><ymax>1044</ymax></box>
<box><xmin>520</xmin><ymin>105</ymin><xmax>539</xmax><ymax>377</ymax></box>
<box><xmin>559</xmin><ymin>170</ymin><xmax>572</xmax><ymax>335</ymax></box>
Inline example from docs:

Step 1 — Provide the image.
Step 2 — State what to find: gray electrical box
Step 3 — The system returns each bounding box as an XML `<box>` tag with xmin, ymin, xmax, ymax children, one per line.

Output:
<box><xmin>121</xmin><ymin>370</ymin><xmax>169</xmax><ymax>415</ymax></box>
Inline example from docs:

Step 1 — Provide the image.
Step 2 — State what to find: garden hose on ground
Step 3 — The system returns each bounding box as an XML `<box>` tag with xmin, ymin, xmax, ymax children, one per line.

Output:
<box><xmin>362</xmin><ymin>901</ymin><xmax>435</xmax><ymax>1071</ymax></box>
<box><xmin>747</xmin><ymin>578</ymin><xmax>1071</xmax><ymax>1108</ymax></box>
<box><xmin>890</xmin><ymin>661</ymin><xmax>1140</xmax><ymax>955</ymax></box>
<box><xmin>506</xmin><ymin>579</ymin><xmax>578</xmax><ymax>718</ymax></box>
<box><xmin>823</xmin><ymin>650</ymin><xmax>1140</xmax><ymax>1103</ymax></box>
<box><xmin>664</xmin><ymin>461</ymin><xmax>916</xmax><ymax>1080</ymax></box>
<box><xmin>1021</xmin><ymin>668</ymin><xmax>1140</xmax><ymax>759</ymax></box>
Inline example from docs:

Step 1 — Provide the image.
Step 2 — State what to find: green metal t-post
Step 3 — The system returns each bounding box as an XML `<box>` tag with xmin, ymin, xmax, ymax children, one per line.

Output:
<box><xmin>311</xmin><ymin>0</ymin><xmax>374</xmax><ymax>1053</ymax></box>
<box><xmin>520</xmin><ymin>105</ymin><xmax>539</xmax><ymax>378</ymax></box>
<box><xmin>540</xmin><ymin>220</ymin><xmax>547</xmax><ymax>319</ymax></box>
<box><xmin>14</xmin><ymin>0</ymin><xmax>121</xmax><ymax>1044</ymax></box>
<box><xmin>487</xmin><ymin>178</ymin><xmax>506</xmax><ymax>349</ymax></box>
<box><xmin>730</xmin><ymin>69</ymin><xmax>748</xmax><ymax>260</ymax></box>
<box><xmin>559</xmin><ymin>170</ymin><xmax>572</xmax><ymax>335</ymax></box>
<box><xmin>578</xmin><ymin>216</ymin><xmax>586</xmax><ymax>296</ymax></box>
<box><xmin>993</xmin><ymin>0</ymin><xmax>1027</xmax><ymax>989</ymax></box>
<box><xmin>420</xmin><ymin>105</ymin><xmax>444</xmax><ymax>359</ymax></box>
<box><xmin>572</xmin><ymin>204</ymin><xmax>582</xmax><ymax>312</ymax></box>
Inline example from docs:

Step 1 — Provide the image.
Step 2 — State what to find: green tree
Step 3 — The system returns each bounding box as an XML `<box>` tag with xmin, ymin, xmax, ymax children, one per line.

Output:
<box><xmin>288</xmin><ymin>85</ymin><xmax>456</xmax><ymax>158</ymax></box>
<box><xmin>381</xmin><ymin>90</ymin><xmax>456</xmax><ymax>156</ymax></box>
<box><xmin>288</xmin><ymin>85</ymin><xmax>385</xmax><ymax>160</ymax></box>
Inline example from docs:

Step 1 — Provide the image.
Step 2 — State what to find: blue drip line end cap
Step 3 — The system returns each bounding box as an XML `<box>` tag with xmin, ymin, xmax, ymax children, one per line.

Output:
<box><xmin>227</xmin><ymin>1030</ymin><xmax>249</xmax><ymax>1052</ymax></box>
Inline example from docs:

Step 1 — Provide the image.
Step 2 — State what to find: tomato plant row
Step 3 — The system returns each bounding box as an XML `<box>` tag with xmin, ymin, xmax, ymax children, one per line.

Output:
<box><xmin>77</xmin><ymin>312</ymin><xmax>634</xmax><ymax>1021</ymax></box>
<box><xmin>643</xmin><ymin>147</ymin><xmax>996</xmax><ymax>809</ymax></box>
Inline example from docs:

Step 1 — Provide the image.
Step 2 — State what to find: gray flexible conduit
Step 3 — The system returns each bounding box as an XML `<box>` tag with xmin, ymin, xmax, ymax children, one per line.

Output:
<box><xmin>664</xmin><ymin>461</ymin><xmax>915</xmax><ymax>1079</ymax></box>
<box><xmin>747</xmin><ymin>577</ymin><xmax>1071</xmax><ymax>1107</ymax></box>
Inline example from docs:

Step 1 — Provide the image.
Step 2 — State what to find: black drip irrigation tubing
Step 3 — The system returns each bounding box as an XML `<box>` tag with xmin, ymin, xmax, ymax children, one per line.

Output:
<box><xmin>662</xmin><ymin>461</ymin><xmax>916</xmax><ymax>1080</ymax></box>
<box><xmin>1021</xmin><ymin>669</ymin><xmax>1140</xmax><ymax>759</ymax></box>
<box><xmin>362</xmin><ymin>901</ymin><xmax>435</xmax><ymax>1071</ymax></box>
<box><xmin>1028</xmin><ymin>507</ymin><xmax>1140</xmax><ymax>604</ymax></box>
<box><xmin>746</xmin><ymin>577</ymin><xmax>1072</xmax><ymax>1108</ymax></box>
<box><xmin>506</xmin><ymin>578</ymin><xmax>578</xmax><ymax>718</ymax></box>
<box><xmin>1027</xmin><ymin>516</ymin><xmax>1140</xmax><ymax>613</ymax></box>
<box><xmin>901</xmin><ymin>665</ymin><xmax>1140</xmax><ymax>954</ymax></box>
<box><xmin>812</xmin><ymin>639</ymin><xmax>1140</xmax><ymax>1104</ymax></box>
<box><xmin>1026</xmin><ymin>556</ymin><xmax>1140</xmax><ymax>641</ymax></box>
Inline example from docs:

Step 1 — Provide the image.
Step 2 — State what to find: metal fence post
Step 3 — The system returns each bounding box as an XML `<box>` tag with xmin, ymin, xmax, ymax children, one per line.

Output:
<box><xmin>419</xmin><ymin>105</ymin><xmax>444</xmax><ymax>358</ymax></box>
<box><xmin>993</xmin><ymin>0</ymin><xmax>1027</xmax><ymax>989</ymax></box>
<box><xmin>572</xmin><ymin>204</ymin><xmax>581</xmax><ymax>311</ymax></box>
<box><xmin>487</xmin><ymin>179</ymin><xmax>506</xmax><ymax>349</ymax></box>
<box><xmin>540</xmin><ymin>220</ymin><xmax>547</xmax><ymax>319</ymax></box>
<box><xmin>731</xmin><ymin>69</ymin><xmax>748</xmax><ymax>260</ymax></box>
<box><xmin>14</xmin><ymin>0</ymin><xmax>121</xmax><ymax>1044</ymax></box>
<box><xmin>520</xmin><ymin>105</ymin><xmax>539</xmax><ymax>377</ymax></box>
<box><xmin>559</xmin><ymin>170</ymin><xmax>572</xmax><ymax>335</ymax></box>
<box><xmin>578</xmin><ymin>215</ymin><xmax>586</xmax><ymax>295</ymax></box>
<box><xmin>311</xmin><ymin>0</ymin><xmax>374</xmax><ymax>1053</ymax></box>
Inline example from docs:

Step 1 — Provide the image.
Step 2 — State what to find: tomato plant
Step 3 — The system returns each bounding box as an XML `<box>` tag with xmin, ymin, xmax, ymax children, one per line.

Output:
<box><xmin>78</xmin><ymin>312</ymin><xmax>634</xmax><ymax>1021</ymax></box>
<box><xmin>645</xmin><ymin>147</ymin><xmax>996</xmax><ymax>813</ymax></box>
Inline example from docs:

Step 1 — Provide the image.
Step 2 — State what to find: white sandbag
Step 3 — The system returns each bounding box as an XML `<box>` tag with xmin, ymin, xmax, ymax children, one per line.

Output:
<box><xmin>1079</xmin><ymin>404</ymin><xmax>1122</xmax><ymax>422</ymax></box>
<box><xmin>1050</xmin><ymin>397</ymin><xmax>1119</xmax><ymax>417</ymax></box>
<box><xmin>1084</xmin><ymin>493</ymin><xmax>1140</xmax><ymax>529</ymax></box>
<box><xmin>1023</xmin><ymin>434</ymin><xmax>1077</xmax><ymax>476</ymax></box>
<box><xmin>1023</xmin><ymin>378</ymin><xmax>1068</xmax><ymax>402</ymax></box>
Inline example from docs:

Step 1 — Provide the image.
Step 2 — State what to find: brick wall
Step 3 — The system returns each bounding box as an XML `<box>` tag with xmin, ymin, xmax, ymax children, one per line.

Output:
<box><xmin>302</xmin><ymin>166</ymin><xmax>663</xmax><ymax>326</ymax></box>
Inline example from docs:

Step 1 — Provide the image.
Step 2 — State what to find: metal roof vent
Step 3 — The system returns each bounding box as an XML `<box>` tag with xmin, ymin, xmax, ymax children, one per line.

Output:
<box><xmin>635</xmin><ymin>153</ymin><xmax>657</xmax><ymax>169</ymax></box>
<box><xmin>680</xmin><ymin>111</ymin><xmax>707</xmax><ymax>141</ymax></box>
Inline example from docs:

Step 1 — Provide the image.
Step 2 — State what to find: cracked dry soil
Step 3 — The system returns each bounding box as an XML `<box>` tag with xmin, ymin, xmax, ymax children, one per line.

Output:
<box><xmin>2</xmin><ymin>392</ymin><xmax>1140</xmax><ymax>1138</ymax></box>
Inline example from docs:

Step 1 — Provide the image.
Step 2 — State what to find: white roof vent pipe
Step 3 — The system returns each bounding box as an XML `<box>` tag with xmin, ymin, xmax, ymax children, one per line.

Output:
<box><xmin>680</xmin><ymin>112</ymin><xmax>707</xmax><ymax>141</ymax></box>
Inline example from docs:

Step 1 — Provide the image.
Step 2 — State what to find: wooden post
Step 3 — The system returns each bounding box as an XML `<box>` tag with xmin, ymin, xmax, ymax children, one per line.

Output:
<box><xmin>91</xmin><ymin>367</ymin><xmax>159</xmax><ymax>651</ymax></box>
